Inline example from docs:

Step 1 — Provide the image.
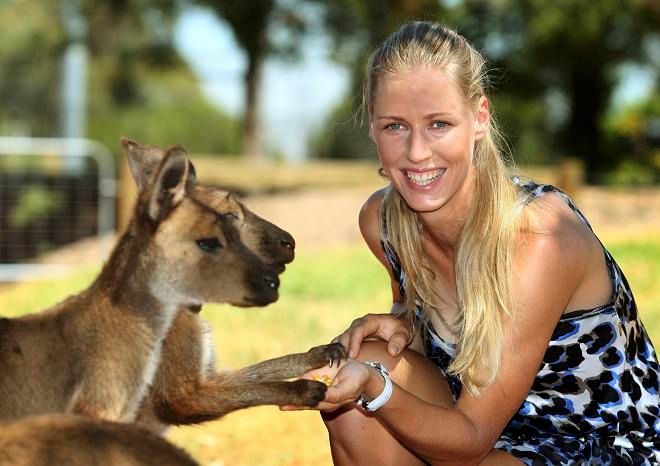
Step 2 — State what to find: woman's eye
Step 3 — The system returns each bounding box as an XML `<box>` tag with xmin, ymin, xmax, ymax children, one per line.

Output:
<box><xmin>195</xmin><ymin>237</ymin><xmax>223</xmax><ymax>253</ymax></box>
<box><xmin>385</xmin><ymin>123</ymin><xmax>403</xmax><ymax>131</ymax></box>
<box><xmin>432</xmin><ymin>121</ymin><xmax>448</xmax><ymax>129</ymax></box>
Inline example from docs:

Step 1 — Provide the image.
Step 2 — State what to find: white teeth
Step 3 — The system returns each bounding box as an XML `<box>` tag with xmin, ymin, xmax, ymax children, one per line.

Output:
<box><xmin>406</xmin><ymin>169</ymin><xmax>444</xmax><ymax>186</ymax></box>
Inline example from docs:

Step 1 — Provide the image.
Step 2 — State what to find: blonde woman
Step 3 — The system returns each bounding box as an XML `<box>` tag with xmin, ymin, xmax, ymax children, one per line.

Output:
<box><xmin>288</xmin><ymin>21</ymin><xmax>660</xmax><ymax>465</ymax></box>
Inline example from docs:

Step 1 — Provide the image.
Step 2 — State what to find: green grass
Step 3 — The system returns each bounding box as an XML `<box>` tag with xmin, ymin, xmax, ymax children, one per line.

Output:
<box><xmin>607</xmin><ymin>239</ymin><xmax>660</xmax><ymax>344</ymax></box>
<box><xmin>0</xmin><ymin>239</ymin><xmax>658</xmax><ymax>465</ymax></box>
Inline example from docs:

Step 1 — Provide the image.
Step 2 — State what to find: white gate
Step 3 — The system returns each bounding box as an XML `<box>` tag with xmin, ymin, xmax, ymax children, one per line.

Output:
<box><xmin>0</xmin><ymin>137</ymin><xmax>116</xmax><ymax>281</ymax></box>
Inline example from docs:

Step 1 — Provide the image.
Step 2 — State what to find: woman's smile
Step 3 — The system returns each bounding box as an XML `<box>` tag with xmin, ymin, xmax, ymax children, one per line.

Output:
<box><xmin>403</xmin><ymin>168</ymin><xmax>447</xmax><ymax>190</ymax></box>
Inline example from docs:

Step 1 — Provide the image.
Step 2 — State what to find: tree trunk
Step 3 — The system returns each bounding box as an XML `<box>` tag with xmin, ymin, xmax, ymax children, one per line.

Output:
<box><xmin>243</xmin><ymin>51</ymin><xmax>264</xmax><ymax>161</ymax></box>
<box><xmin>564</xmin><ymin>61</ymin><xmax>610</xmax><ymax>183</ymax></box>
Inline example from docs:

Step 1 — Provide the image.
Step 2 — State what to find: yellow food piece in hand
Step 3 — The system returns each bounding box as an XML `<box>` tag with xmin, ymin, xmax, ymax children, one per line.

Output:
<box><xmin>311</xmin><ymin>374</ymin><xmax>334</xmax><ymax>387</ymax></box>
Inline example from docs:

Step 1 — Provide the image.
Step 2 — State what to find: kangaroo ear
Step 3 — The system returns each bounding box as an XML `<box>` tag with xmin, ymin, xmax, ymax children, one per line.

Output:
<box><xmin>122</xmin><ymin>137</ymin><xmax>197</xmax><ymax>191</ymax></box>
<box><xmin>146</xmin><ymin>146</ymin><xmax>189</xmax><ymax>223</ymax></box>
<box><xmin>121</xmin><ymin>137</ymin><xmax>163</xmax><ymax>191</ymax></box>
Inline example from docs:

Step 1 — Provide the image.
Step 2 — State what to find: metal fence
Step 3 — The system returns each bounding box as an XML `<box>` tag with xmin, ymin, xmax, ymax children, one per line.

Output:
<box><xmin>0</xmin><ymin>137</ymin><xmax>116</xmax><ymax>281</ymax></box>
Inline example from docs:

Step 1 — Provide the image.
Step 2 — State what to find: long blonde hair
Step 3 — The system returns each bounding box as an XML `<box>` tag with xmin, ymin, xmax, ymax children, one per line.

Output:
<box><xmin>366</xmin><ymin>21</ymin><xmax>521</xmax><ymax>395</ymax></box>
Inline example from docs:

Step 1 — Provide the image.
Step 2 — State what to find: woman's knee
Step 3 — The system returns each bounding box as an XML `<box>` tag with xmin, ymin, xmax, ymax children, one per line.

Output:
<box><xmin>354</xmin><ymin>340</ymin><xmax>454</xmax><ymax>409</ymax></box>
<box><xmin>320</xmin><ymin>341</ymin><xmax>452</xmax><ymax>465</ymax></box>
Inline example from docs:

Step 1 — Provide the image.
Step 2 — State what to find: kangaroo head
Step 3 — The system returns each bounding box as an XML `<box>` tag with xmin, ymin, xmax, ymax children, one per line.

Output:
<box><xmin>121</xmin><ymin>138</ymin><xmax>294</xmax><ymax>308</ymax></box>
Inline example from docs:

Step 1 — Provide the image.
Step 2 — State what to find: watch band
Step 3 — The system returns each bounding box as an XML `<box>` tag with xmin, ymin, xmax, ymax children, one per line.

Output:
<box><xmin>355</xmin><ymin>361</ymin><xmax>393</xmax><ymax>412</ymax></box>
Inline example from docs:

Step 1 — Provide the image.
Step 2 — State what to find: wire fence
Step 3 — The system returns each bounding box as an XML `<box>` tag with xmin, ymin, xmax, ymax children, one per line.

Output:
<box><xmin>0</xmin><ymin>137</ymin><xmax>116</xmax><ymax>281</ymax></box>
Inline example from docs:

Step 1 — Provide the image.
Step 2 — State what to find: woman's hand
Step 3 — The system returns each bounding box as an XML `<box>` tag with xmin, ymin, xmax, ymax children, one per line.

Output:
<box><xmin>315</xmin><ymin>360</ymin><xmax>372</xmax><ymax>411</ymax></box>
<box><xmin>280</xmin><ymin>359</ymin><xmax>378</xmax><ymax>412</ymax></box>
<box><xmin>333</xmin><ymin>312</ymin><xmax>411</xmax><ymax>358</ymax></box>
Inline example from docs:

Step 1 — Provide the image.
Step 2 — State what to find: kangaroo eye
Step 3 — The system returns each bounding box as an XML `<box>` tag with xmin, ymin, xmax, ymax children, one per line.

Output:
<box><xmin>215</xmin><ymin>213</ymin><xmax>239</xmax><ymax>224</ymax></box>
<box><xmin>195</xmin><ymin>237</ymin><xmax>223</xmax><ymax>252</ymax></box>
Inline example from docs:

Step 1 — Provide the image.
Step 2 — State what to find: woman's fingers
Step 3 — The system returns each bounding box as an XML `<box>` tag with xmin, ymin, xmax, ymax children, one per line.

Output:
<box><xmin>387</xmin><ymin>327</ymin><xmax>410</xmax><ymax>356</ymax></box>
<box><xmin>334</xmin><ymin>315</ymin><xmax>377</xmax><ymax>357</ymax></box>
<box><xmin>333</xmin><ymin>313</ymin><xmax>411</xmax><ymax>358</ymax></box>
<box><xmin>316</xmin><ymin>361</ymin><xmax>369</xmax><ymax>410</ymax></box>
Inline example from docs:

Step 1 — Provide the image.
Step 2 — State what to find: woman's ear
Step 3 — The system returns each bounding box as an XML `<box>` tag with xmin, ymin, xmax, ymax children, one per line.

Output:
<box><xmin>475</xmin><ymin>96</ymin><xmax>490</xmax><ymax>141</ymax></box>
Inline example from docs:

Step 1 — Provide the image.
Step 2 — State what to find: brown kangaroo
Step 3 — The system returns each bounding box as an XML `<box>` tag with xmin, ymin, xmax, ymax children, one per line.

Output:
<box><xmin>0</xmin><ymin>414</ymin><xmax>198</xmax><ymax>466</ymax></box>
<box><xmin>0</xmin><ymin>139</ymin><xmax>344</xmax><ymax>463</ymax></box>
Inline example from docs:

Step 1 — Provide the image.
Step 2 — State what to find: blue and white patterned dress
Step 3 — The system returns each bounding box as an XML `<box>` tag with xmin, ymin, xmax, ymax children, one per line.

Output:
<box><xmin>381</xmin><ymin>181</ymin><xmax>660</xmax><ymax>465</ymax></box>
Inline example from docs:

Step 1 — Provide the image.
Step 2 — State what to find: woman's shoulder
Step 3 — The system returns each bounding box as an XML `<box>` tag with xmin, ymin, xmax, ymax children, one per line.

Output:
<box><xmin>358</xmin><ymin>188</ymin><xmax>394</xmax><ymax>267</ymax></box>
<box><xmin>359</xmin><ymin>188</ymin><xmax>388</xmax><ymax>238</ymax></box>
<box><xmin>515</xmin><ymin>189</ymin><xmax>607</xmax><ymax>307</ymax></box>
<box><xmin>360</xmin><ymin>188</ymin><xmax>388</xmax><ymax>215</ymax></box>
<box><xmin>520</xmin><ymin>188</ymin><xmax>593</xmax><ymax>249</ymax></box>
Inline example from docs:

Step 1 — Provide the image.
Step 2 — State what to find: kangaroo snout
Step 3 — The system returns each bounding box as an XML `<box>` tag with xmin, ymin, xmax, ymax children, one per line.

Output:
<box><xmin>236</xmin><ymin>267</ymin><xmax>282</xmax><ymax>307</ymax></box>
<box><xmin>279</xmin><ymin>232</ymin><xmax>295</xmax><ymax>254</ymax></box>
<box><xmin>271</xmin><ymin>230</ymin><xmax>296</xmax><ymax>266</ymax></box>
<box><xmin>263</xmin><ymin>273</ymin><xmax>280</xmax><ymax>290</ymax></box>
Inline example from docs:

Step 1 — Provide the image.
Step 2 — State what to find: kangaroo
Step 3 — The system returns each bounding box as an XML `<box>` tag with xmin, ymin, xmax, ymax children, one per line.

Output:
<box><xmin>0</xmin><ymin>413</ymin><xmax>198</xmax><ymax>466</ymax></box>
<box><xmin>0</xmin><ymin>138</ymin><xmax>344</xmax><ymax>432</ymax></box>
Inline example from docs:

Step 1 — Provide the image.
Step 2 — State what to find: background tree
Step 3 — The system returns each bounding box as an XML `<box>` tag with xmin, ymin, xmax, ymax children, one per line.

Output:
<box><xmin>309</xmin><ymin>0</ymin><xmax>444</xmax><ymax>160</ymax></box>
<box><xmin>0</xmin><ymin>0</ymin><xmax>241</xmax><ymax>157</ymax></box>
<box><xmin>456</xmin><ymin>0</ymin><xmax>659</xmax><ymax>181</ymax></box>
<box><xmin>0</xmin><ymin>1</ymin><xmax>62</xmax><ymax>137</ymax></box>
<box><xmin>194</xmin><ymin>0</ymin><xmax>307</xmax><ymax>159</ymax></box>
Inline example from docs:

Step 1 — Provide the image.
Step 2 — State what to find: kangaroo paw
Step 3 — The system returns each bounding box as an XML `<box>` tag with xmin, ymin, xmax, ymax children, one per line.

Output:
<box><xmin>287</xmin><ymin>379</ymin><xmax>328</xmax><ymax>407</ymax></box>
<box><xmin>307</xmin><ymin>342</ymin><xmax>348</xmax><ymax>368</ymax></box>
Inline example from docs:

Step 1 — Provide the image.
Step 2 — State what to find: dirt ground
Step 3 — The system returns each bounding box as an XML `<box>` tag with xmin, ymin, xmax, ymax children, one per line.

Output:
<box><xmin>247</xmin><ymin>185</ymin><xmax>660</xmax><ymax>250</ymax></box>
<box><xmin>33</xmin><ymin>184</ymin><xmax>660</xmax><ymax>268</ymax></box>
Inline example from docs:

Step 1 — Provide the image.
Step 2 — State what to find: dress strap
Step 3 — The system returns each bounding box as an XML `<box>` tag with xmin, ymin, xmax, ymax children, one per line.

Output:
<box><xmin>513</xmin><ymin>177</ymin><xmax>593</xmax><ymax>231</ymax></box>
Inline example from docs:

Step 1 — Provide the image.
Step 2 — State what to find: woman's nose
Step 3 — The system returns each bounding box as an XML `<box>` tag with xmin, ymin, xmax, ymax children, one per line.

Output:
<box><xmin>406</xmin><ymin>129</ymin><xmax>432</xmax><ymax>164</ymax></box>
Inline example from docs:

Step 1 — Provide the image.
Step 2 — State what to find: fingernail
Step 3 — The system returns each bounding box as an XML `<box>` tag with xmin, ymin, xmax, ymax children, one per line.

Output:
<box><xmin>391</xmin><ymin>344</ymin><xmax>400</xmax><ymax>355</ymax></box>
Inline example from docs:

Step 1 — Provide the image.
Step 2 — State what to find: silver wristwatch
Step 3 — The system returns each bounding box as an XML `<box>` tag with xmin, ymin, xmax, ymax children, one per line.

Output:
<box><xmin>355</xmin><ymin>361</ymin><xmax>393</xmax><ymax>412</ymax></box>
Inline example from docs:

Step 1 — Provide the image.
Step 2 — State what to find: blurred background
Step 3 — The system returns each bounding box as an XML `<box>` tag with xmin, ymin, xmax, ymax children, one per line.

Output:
<box><xmin>0</xmin><ymin>0</ymin><xmax>658</xmax><ymax>465</ymax></box>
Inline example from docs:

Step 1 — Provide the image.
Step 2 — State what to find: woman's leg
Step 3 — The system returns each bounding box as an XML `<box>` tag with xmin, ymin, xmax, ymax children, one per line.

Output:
<box><xmin>321</xmin><ymin>340</ymin><xmax>454</xmax><ymax>466</ymax></box>
<box><xmin>321</xmin><ymin>340</ymin><xmax>524</xmax><ymax>466</ymax></box>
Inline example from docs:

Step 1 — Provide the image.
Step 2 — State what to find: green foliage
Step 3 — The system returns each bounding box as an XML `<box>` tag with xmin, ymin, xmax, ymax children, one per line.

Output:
<box><xmin>601</xmin><ymin>160</ymin><xmax>657</xmax><ymax>186</ymax></box>
<box><xmin>601</xmin><ymin>94</ymin><xmax>660</xmax><ymax>184</ymax></box>
<box><xmin>490</xmin><ymin>93</ymin><xmax>553</xmax><ymax>166</ymax></box>
<box><xmin>10</xmin><ymin>187</ymin><xmax>63</xmax><ymax>229</ymax></box>
<box><xmin>453</xmin><ymin>0</ymin><xmax>659</xmax><ymax>178</ymax></box>
<box><xmin>87</xmin><ymin>65</ymin><xmax>242</xmax><ymax>156</ymax></box>
<box><xmin>0</xmin><ymin>1</ymin><xmax>63</xmax><ymax>135</ymax></box>
<box><xmin>0</xmin><ymin>0</ymin><xmax>242</xmax><ymax>156</ymax></box>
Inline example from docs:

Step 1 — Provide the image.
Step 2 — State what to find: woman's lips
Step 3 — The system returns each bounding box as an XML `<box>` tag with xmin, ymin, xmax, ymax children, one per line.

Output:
<box><xmin>404</xmin><ymin>168</ymin><xmax>446</xmax><ymax>189</ymax></box>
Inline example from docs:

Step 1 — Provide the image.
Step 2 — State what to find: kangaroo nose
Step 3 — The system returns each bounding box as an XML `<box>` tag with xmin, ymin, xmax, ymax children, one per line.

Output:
<box><xmin>279</xmin><ymin>231</ymin><xmax>295</xmax><ymax>251</ymax></box>
<box><xmin>280</xmin><ymin>237</ymin><xmax>294</xmax><ymax>250</ymax></box>
<box><xmin>264</xmin><ymin>274</ymin><xmax>280</xmax><ymax>289</ymax></box>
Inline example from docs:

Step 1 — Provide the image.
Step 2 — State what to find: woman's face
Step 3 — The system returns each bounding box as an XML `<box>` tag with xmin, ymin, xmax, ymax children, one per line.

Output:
<box><xmin>370</xmin><ymin>67</ymin><xmax>489</xmax><ymax>214</ymax></box>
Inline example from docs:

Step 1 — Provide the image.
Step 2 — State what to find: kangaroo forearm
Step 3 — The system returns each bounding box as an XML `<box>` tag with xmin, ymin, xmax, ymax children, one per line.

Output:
<box><xmin>235</xmin><ymin>354</ymin><xmax>322</xmax><ymax>381</ymax></box>
<box><xmin>153</xmin><ymin>379</ymin><xmax>326</xmax><ymax>425</ymax></box>
<box><xmin>233</xmin><ymin>343</ymin><xmax>347</xmax><ymax>381</ymax></box>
